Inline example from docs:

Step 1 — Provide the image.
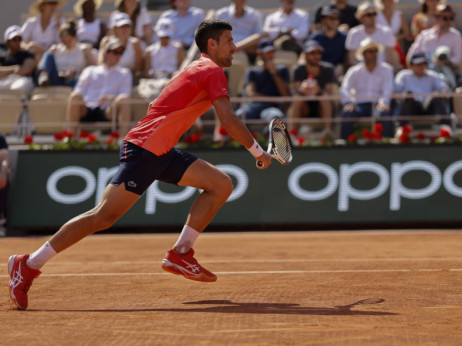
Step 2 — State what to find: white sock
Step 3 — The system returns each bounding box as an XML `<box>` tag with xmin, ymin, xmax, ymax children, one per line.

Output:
<box><xmin>26</xmin><ymin>241</ymin><xmax>57</xmax><ymax>270</ymax></box>
<box><xmin>173</xmin><ymin>225</ymin><xmax>200</xmax><ymax>254</ymax></box>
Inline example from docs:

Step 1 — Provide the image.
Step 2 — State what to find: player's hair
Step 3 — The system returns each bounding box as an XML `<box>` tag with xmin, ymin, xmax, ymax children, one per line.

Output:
<box><xmin>194</xmin><ymin>19</ymin><xmax>232</xmax><ymax>53</ymax></box>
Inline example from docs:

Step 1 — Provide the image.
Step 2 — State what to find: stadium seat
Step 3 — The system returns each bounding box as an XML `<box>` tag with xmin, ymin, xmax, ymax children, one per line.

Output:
<box><xmin>28</xmin><ymin>86</ymin><xmax>72</xmax><ymax>134</ymax></box>
<box><xmin>0</xmin><ymin>89</ymin><xmax>26</xmax><ymax>135</ymax></box>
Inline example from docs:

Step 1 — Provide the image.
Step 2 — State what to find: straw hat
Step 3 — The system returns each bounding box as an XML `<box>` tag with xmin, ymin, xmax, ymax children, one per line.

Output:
<box><xmin>29</xmin><ymin>0</ymin><xmax>67</xmax><ymax>15</ymax></box>
<box><xmin>74</xmin><ymin>0</ymin><xmax>103</xmax><ymax>17</ymax></box>
<box><xmin>355</xmin><ymin>1</ymin><xmax>376</xmax><ymax>20</ymax></box>
<box><xmin>355</xmin><ymin>38</ymin><xmax>383</xmax><ymax>61</ymax></box>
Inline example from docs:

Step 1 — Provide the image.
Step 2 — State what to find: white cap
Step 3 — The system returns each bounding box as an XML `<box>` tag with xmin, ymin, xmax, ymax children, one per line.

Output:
<box><xmin>157</xmin><ymin>19</ymin><xmax>173</xmax><ymax>38</ymax></box>
<box><xmin>4</xmin><ymin>25</ymin><xmax>22</xmax><ymax>42</ymax></box>
<box><xmin>111</xmin><ymin>12</ymin><xmax>132</xmax><ymax>29</ymax></box>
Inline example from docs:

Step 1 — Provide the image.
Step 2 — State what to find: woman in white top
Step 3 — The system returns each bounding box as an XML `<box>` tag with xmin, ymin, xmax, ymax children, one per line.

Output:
<box><xmin>74</xmin><ymin>0</ymin><xmax>107</xmax><ymax>49</ymax></box>
<box><xmin>37</xmin><ymin>20</ymin><xmax>97</xmax><ymax>87</ymax></box>
<box><xmin>99</xmin><ymin>12</ymin><xmax>143</xmax><ymax>81</ymax></box>
<box><xmin>110</xmin><ymin>0</ymin><xmax>153</xmax><ymax>47</ymax></box>
<box><xmin>374</xmin><ymin>0</ymin><xmax>411</xmax><ymax>50</ymax></box>
<box><xmin>143</xmin><ymin>19</ymin><xmax>185</xmax><ymax>78</ymax></box>
<box><xmin>21</xmin><ymin>0</ymin><xmax>67</xmax><ymax>63</ymax></box>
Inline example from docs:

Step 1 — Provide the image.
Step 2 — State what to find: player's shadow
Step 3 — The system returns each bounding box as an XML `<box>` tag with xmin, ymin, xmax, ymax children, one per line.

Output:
<box><xmin>30</xmin><ymin>298</ymin><xmax>396</xmax><ymax>316</ymax></box>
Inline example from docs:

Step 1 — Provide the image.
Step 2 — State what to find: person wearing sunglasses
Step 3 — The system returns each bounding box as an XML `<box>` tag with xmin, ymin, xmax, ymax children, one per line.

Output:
<box><xmin>407</xmin><ymin>3</ymin><xmax>461</xmax><ymax>90</ymax></box>
<box><xmin>66</xmin><ymin>37</ymin><xmax>132</xmax><ymax>136</ymax></box>
<box><xmin>345</xmin><ymin>1</ymin><xmax>399</xmax><ymax>71</ymax></box>
<box><xmin>0</xmin><ymin>26</ymin><xmax>35</xmax><ymax>98</ymax></box>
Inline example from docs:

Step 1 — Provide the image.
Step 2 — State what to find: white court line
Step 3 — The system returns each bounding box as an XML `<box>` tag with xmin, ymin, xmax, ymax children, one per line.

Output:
<box><xmin>1</xmin><ymin>268</ymin><xmax>462</xmax><ymax>278</ymax></box>
<box><xmin>1</xmin><ymin>257</ymin><xmax>462</xmax><ymax>267</ymax></box>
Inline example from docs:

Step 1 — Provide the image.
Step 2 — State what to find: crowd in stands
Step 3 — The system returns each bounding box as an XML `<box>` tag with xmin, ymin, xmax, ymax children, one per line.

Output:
<box><xmin>1</xmin><ymin>0</ymin><xmax>462</xmax><ymax>141</ymax></box>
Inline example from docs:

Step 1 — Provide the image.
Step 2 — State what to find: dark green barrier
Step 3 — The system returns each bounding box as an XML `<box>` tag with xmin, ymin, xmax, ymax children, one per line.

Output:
<box><xmin>9</xmin><ymin>145</ymin><xmax>462</xmax><ymax>230</ymax></box>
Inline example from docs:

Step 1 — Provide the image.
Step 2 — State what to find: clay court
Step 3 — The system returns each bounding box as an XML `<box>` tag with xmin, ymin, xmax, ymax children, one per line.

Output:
<box><xmin>2</xmin><ymin>230</ymin><xmax>462</xmax><ymax>345</ymax></box>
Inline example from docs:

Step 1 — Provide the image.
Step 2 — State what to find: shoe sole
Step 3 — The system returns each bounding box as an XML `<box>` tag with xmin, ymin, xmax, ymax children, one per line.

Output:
<box><xmin>8</xmin><ymin>255</ymin><xmax>26</xmax><ymax>310</ymax></box>
<box><xmin>161</xmin><ymin>260</ymin><xmax>217</xmax><ymax>282</ymax></box>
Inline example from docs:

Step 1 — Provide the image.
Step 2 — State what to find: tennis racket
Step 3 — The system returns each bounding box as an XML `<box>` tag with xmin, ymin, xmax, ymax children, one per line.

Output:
<box><xmin>257</xmin><ymin>118</ymin><xmax>293</xmax><ymax>167</ymax></box>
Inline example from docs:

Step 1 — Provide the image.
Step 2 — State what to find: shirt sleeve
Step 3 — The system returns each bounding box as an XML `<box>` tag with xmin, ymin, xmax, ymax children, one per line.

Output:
<box><xmin>119</xmin><ymin>69</ymin><xmax>133</xmax><ymax>96</ymax></box>
<box><xmin>20</xmin><ymin>17</ymin><xmax>35</xmax><ymax>43</ymax></box>
<box><xmin>205</xmin><ymin>67</ymin><xmax>229</xmax><ymax>102</ymax></box>
<box><xmin>378</xmin><ymin>64</ymin><xmax>394</xmax><ymax>105</ymax></box>
<box><xmin>74</xmin><ymin>66</ymin><xmax>91</xmax><ymax>95</ymax></box>
<box><xmin>394</xmin><ymin>71</ymin><xmax>405</xmax><ymax>93</ymax></box>
<box><xmin>291</xmin><ymin>11</ymin><xmax>310</xmax><ymax>42</ymax></box>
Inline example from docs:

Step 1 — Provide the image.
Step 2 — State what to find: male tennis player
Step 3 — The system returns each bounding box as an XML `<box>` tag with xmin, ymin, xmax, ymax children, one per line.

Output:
<box><xmin>8</xmin><ymin>19</ymin><xmax>272</xmax><ymax>310</ymax></box>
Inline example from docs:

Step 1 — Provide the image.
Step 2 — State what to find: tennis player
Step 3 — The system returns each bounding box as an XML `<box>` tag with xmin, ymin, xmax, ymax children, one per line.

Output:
<box><xmin>8</xmin><ymin>19</ymin><xmax>272</xmax><ymax>310</ymax></box>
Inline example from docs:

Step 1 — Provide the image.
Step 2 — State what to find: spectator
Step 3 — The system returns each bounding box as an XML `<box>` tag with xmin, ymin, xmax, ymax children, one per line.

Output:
<box><xmin>340</xmin><ymin>38</ymin><xmax>394</xmax><ymax>139</ymax></box>
<box><xmin>0</xmin><ymin>26</ymin><xmax>35</xmax><ymax>97</ymax></box>
<box><xmin>155</xmin><ymin>0</ymin><xmax>205</xmax><ymax>50</ymax></box>
<box><xmin>236</xmin><ymin>39</ymin><xmax>290</xmax><ymax>124</ymax></box>
<box><xmin>345</xmin><ymin>1</ymin><xmax>399</xmax><ymax>70</ymax></box>
<box><xmin>74</xmin><ymin>0</ymin><xmax>107</xmax><ymax>49</ymax></box>
<box><xmin>411</xmin><ymin>0</ymin><xmax>441</xmax><ymax>40</ymax></box>
<box><xmin>37</xmin><ymin>20</ymin><xmax>97</xmax><ymax>88</ymax></box>
<box><xmin>407</xmin><ymin>3</ymin><xmax>462</xmax><ymax>90</ymax></box>
<box><xmin>99</xmin><ymin>12</ymin><xmax>143</xmax><ymax>80</ymax></box>
<box><xmin>68</xmin><ymin>37</ymin><xmax>132</xmax><ymax>136</ymax></box>
<box><xmin>110</xmin><ymin>0</ymin><xmax>153</xmax><ymax>47</ymax></box>
<box><xmin>394</xmin><ymin>51</ymin><xmax>451</xmax><ymax>129</ymax></box>
<box><xmin>263</xmin><ymin>0</ymin><xmax>309</xmax><ymax>55</ymax></box>
<box><xmin>0</xmin><ymin>132</ymin><xmax>10</xmax><ymax>235</ymax></box>
<box><xmin>215</xmin><ymin>0</ymin><xmax>265</xmax><ymax>60</ymax></box>
<box><xmin>143</xmin><ymin>19</ymin><xmax>185</xmax><ymax>78</ymax></box>
<box><xmin>289</xmin><ymin>41</ymin><xmax>337</xmax><ymax>139</ymax></box>
<box><xmin>21</xmin><ymin>0</ymin><xmax>67</xmax><ymax>63</ymax></box>
<box><xmin>374</xmin><ymin>0</ymin><xmax>412</xmax><ymax>51</ymax></box>
<box><xmin>313</xmin><ymin>0</ymin><xmax>360</xmax><ymax>33</ymax></box>
<box><xmin>309</xmin><ymin>4</ymin><xmax>347</xmax><ymax>79</ymax></box>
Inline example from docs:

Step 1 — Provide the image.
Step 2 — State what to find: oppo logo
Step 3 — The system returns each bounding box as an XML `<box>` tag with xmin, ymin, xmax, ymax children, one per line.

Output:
<box><xmin>46</xmin><ymin>164</ymin><xmax>248</xmax><ymax>214</ymax></box>
<box><xmin>288</xmin><ymin>160</ymin><xmax>462</xmax><ymax>211</ymax></box>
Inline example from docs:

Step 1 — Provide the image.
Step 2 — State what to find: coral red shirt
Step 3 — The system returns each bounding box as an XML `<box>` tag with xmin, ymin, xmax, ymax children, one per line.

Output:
<box><xmin>125</xmin><ymin>53</ymin><xmax>229</xmax><ymax>155</ymax></box>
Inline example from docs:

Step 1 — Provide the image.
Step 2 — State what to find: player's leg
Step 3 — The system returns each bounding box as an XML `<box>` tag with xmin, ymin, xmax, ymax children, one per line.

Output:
<box><xmin>161</xmin><ymin>158</ymin><xmax>233</xmax><ymax>282</ymax></box>
<box><xmin>8</xmin><ymin>183</ymin><xmax>140</xmax><ymax>309</ymax></box>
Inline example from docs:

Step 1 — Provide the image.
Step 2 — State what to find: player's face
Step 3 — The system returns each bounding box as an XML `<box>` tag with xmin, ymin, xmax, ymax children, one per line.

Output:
<box><xmin>214</xmin><ymin>30</ymin><xmax>237</xmax><ymax>68</ymax></box>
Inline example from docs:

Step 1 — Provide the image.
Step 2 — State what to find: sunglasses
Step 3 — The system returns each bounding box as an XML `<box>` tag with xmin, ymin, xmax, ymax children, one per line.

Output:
<box><xmin>364</xmin><ymin>12</ymin><xmax>377</xmax><ymax>17</ymax></box>
<box><xmin>438</xmin><ymin>15</ymin><xmax>455</xmax><ymax>21</ymax></box>
<box><xmin>109</xmin><ymin>49</ymin><xmax>124</xmax><ymax>55</ymax></box>
<box><xmin>308</xmin><ymin>50</ymin><xmax>323</xmax><ymax>55</ymax></box>
<box><xmin>326</xmin><ymin>16</ymin><xmax>340</xmax><ymax>21</ymax></box>
<box><xmin>44</xmin><ymin>1</ymin><xmax>59</xmax><ymax>5</ymax></box>
<box><xmin>9</xmin><ymin>37</ymin><xmax>22</xmax><ymax>42</ymax></box>
<box><xmin>364</xmin><ymin>49</ymin><xmax>378</xmax><ymax>54</ymax></box>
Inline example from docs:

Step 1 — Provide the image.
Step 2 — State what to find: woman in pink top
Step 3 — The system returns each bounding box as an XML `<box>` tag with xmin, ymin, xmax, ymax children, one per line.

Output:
<box><xmin>8</xmin><ymin>19</ymin><xmax>272</xmax><ymax>311</ymax></box>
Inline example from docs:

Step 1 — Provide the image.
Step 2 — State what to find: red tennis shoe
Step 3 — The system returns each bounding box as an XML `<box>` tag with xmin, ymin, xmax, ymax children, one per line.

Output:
<box><xmin>161</xmin><ymin>249</ymin><xmax>217</xmax><ymax>282</ymax></box>
<box><xmin>8</xmin><ymin>254</ymin><xmax>41</xmax><ymax>310</ymax></box>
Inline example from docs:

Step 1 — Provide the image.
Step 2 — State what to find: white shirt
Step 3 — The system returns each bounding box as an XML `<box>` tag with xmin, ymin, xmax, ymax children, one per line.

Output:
<box><xmin>376</xmin><ymin>11</ymin><xmax>402</xmax><ymax>36</ymax></box>
<box><xmin>215</xmin><ymin>5</ymin><xmax>263</xmax><ymax>43</ymax></box>
<box><xmin>53</xmin><ymin>43</ymin><xmax>87</xmax><ymax>75</ymax></box>
<box><xmin>155</xmin><ymin>7</ymin><xmax>205</xmax><ymax>47</ymax></box>
<box><xmin>394</xmin><ymin>69</ymin><xmax>448</xmax><ymax>102</ymax></box>
<box><xmin>118</xmin><ymin>36</ymin><xmax>137</xmax><ymax>70</ymax></box>
<box><xmin>146</xmin><ymin>41</ymin><xmax>181</xmax><ymax>74</ymax></box>
<box><xmin>77</xmin><ymin>18</ymin><xmax>102</xmax><ymax>45</ymax></box>
<box><xmin>340</xmin><ymin>61</ymin><xmax>394</xmax><ymax>105</ymax></box>
<box><xmin>346</xmin><ymin>24</ymin><xmax>396</xmax><ymax>62</ymax></box>
<box><xmin>75</xmin><ymin>64</ymin><xmax>132</xmax><ymax>109</ymax></box>
<box><xmin>21</xmin><ymin>14</ymin><xmax>65</xmax><ymax>48</ymax></box>
<box><xmin>408</xmin><ymin>26</ymin><xmax>462</xmax><ymax>66</ymax></box>
<box><xmin>263</xmin><ymin>8</ymin><xmax>310</xmax><ymax>44</ymax></box>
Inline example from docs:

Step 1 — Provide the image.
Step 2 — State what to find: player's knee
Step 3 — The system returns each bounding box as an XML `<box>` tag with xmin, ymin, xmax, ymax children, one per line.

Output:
<box><xmin>216</xmin><ymin>173</ymin><xmax>233</xmax><ymax>200</ymax></box>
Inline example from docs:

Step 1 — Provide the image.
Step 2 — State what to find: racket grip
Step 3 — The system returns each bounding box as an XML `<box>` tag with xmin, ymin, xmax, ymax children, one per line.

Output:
<box><xmin>256</xmin><ymin>160</ymin><xmax>263</xmax><ymax>168</ymax></box>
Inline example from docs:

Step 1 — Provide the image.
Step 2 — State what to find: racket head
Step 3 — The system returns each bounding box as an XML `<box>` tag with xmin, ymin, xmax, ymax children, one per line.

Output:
<box><xmin>268</xmin><ymin>118</ymin><xmax>293</xmax><ymax>165</ymax></box>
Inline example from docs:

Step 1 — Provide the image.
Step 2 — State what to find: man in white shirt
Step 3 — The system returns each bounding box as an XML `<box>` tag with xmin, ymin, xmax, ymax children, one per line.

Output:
<box><xmin>407</xmin><ymin>3</ymin><xmax>462</xmax><ymax>90</ymax></box>
<box><xmin>263</xmin><ymin>0</ymin><xmax>309</xmax><ymax>55</ymax></box>
<box><xmin>394</xmin><ymin>51</ymin><xmax>451</xmax><ymax>127</ymax></box>
<box><xmin>340</xmin><ymin>38</ymin><xmax>394</xmax><ymax>139</ymax></box>
<box><xmin>345</xmin><ymin>1</ymin><xmax>397</xmax><ymax>69</ymax></box>
<box><xmin>215</xmin><ymin>0</ymin><xmax>264</xmax><ymax>59</ymax></box>
<box><xmin>67</xmin><ymin>37</ymin><xmax>132</xmax><ymax>136</ymax></box>
<box><xmin>155</xmin><ymin>0</ymin><xmax>205</xmax><ymax>49</ymax></box>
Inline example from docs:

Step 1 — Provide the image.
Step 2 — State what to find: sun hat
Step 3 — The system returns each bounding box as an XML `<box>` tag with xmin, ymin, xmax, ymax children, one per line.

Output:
<box><xmin>156</xmin><ymin>19</ymin><xmax>174</xmax><ymax>38</ymax></box>
<box><xmin>110</xmin><ymin>12</ymin><xmax>132</xmax><ymax>28</ymax></box>
<box><xmin>4</xmin><ymin>25</ymin><xmax>22</xmax><ymax>42</ymax></box>
<box><xmin>303</xmin><ymin>40</ymin><xmax>324</xmax><ymax>53</ymax></box>
<box><xmin>29</xmin><ymin>0</ymin><xmax>67</xmax><ymax>15</ymax></box>
<box><xmin>258</xmin><ymin>39</ymin><xmax>276</xmax><ymax>53</ymax></box>
<box><xmin>409</xmin><ymin>52</ymin><xmax>427</xmax><ymax>65</ymax></box>
<box><xmin>355</xmin><ymin>1</ymin><xmax>376</xmax><ymax>20</ymax></box>
<box><xmin>73</xmin><ymin>0</ymin><xmax>103</xmax><ymax>17</ymax></box>
<box><xmin>355</xmin><ymin>37</ymin><xmax>383</xmax><ymax>61</ymax></box>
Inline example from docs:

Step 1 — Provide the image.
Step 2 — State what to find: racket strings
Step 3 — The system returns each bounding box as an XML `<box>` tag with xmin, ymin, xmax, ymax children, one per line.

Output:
<box><xmin>272</xmin><ymin>125</ymin><xmax>292</xmax><ymax>163</ymax></box>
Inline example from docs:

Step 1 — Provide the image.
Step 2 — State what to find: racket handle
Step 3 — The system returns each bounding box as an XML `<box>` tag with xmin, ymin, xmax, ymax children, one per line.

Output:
<box><xmin>256</xmin><ymin>160</ymin><xmax>263</xmax><ymax>168</ymax></box>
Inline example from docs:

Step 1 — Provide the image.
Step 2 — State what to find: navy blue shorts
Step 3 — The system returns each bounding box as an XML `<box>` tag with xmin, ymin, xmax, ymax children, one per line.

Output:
<box><xmin>110</xmin><ymin>141</ymin><xmax>198</xmax><ymax>195</ymax></box>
